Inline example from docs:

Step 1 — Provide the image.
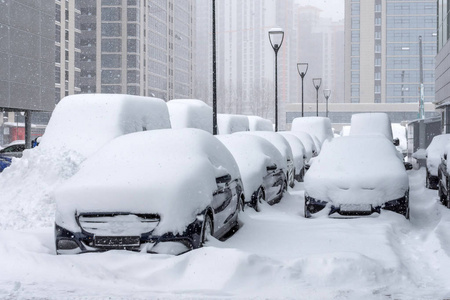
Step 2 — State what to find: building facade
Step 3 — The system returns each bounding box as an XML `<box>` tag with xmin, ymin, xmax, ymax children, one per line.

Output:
<box><xmin>435</xmin><ymin>0</ymin><xmax>450</xmax><ymax>133</ymax></box>
<box><xmin>345</xmin><ymin>0</ymin><xmax>437</xmax><ymax>105</ymax></box>
<box><xmin>77</xmin><ymin>0</ymin><xmax>194</xmax><ymax>101</ymax></box>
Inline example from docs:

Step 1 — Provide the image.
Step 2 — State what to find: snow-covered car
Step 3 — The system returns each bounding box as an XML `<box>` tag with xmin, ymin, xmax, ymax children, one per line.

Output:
<box><xmin>167</xmin><ymin>99</ymin><xmax>213</xmax><ymax>134</ymax></box>
<box><xmin>244</xmin><ymin>131</ymin><xmax>294</xmax><ymax>188</ymax></box>
<box><xmin>217</xmin><ymin>114</ymin><xmax>249</xmax><ymax>134</ymax></box>
<box><xmin>290</xmin><ymin>117</ymin><xmax>334</xmax><ymax>146</ymax></box>
<box><xmin>217</xmin><ymin>134</ymin><xmax>287</xmax><ymax>210</ymax></box>
<box><xmin>247</xmin><ymin>116</ymin><xmax>273</xmax><ymax>131</ymax></box>
<box><xmin>438</xmin><ymin>143</ymin><xmax>450</xmax><ymax>207</ymax></box>
<box><xmin>349</xmin><ymin>113</ymin><xmax>396</xmax><ymax>143</ymax></box>
<box><xmin>304</xmin><ymin>135</ymin><xmax>410</xmax><ymax>219</ymax></box>
<box><xmin>54</xmin><ymin>128</ymin><xmax>244</xmax><ymax>255</ymax></box>
<box><xmin>278</xmin><ymin>132</ymin><xmax>306</xmax><ymax>182</ymax></box>
<box><xmin>426</xmin><ymin>134</ymin><xmax>450</xmax><ymax>189</ymax></box>
<box><xmin>0</xmin><ymin>156</ymin><xmax>12</xmax><ymax>172</ymax></box>
<box><xmin>0</xmin><ymin>138</ymin><xmax>40</xmax><ymax>172</ymax></box>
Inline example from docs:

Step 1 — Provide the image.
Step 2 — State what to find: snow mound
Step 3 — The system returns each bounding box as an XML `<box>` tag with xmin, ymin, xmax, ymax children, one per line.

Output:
<box><xmin>290</xmin><ymin>117</ymin><xmax>334</xmax><ymax>145</ymax></box>
<box><xmin>218</xmin><ymin>114</ymin><xmax>249</xmax><ymax>134</ymax></box>
<box><xmin>247</xmin><ymin>115</ymin><xmax>273</xmax><ymax>131</ymax></box>
<box><xmin>426</xmin><ymin>134</ymin><xmax>450</xmax><ymax>176</ymax></box>
<box><xmin>0</xmin><ymin>94</ymin><xmax>171</xmax><ymax>230</ymax></box>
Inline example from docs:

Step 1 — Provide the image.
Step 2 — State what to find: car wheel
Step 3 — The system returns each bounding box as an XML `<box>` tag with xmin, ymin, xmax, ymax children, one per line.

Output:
<box><xmin>200</xmin><ymin>213</ymin><xmax>213</xmax><ymax>246</ymax></box>
<box><xmin>304</xmin><ymin>201</ymin><xmax>311</xmax><ymax>218</ymax></box>
<box><xmin>283</xmin><ymin>180</ymin><xmax>288</xmax><ymax>192</ymax></box>
<box><xmin>254</xmin><ymin>187</ymin><xmax>265</xmax><ymax>212</ymax></box>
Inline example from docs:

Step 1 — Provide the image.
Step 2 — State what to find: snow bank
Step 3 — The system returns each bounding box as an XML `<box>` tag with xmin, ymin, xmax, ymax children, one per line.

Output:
<box><xmin>55</xmin><ymin>129</ymin><xmax>240</xmax><ymax>235</ymax></box>
<box><xmin>247</xmin><ymin>115</ymin><xmax>273</xmax><ymax>131</ymax></box>
<box><xmin>290</xmin><ymin>117</ymin><xmax>334</xmax><ymax>145</ymax></box>
<box><xmin>277</xmin><ymin>132</ymin><xmax>305</xmax><ymax>175</ymax></box>
<box><xmin>282</xmin><ymin>131</ymin><xmax>317</xmax><ymax>161</ymax></box>
<box><xmin>305</xmin><ymin>135</ymin><xmax>409</xmax><ymax>206</ymax></box>
<box><xmin>167</xmin><ymin>99</ymin><xmax>213</xmax><ymax>134</ymax></box>
<box><xmin>217</xmin><ymin>114</ymin><xmax>249</xmax><ymax>134</ymax></box>
<box><xmin>216</xmin><ymin>134</ymin><xmax>285</xmax><ymax>201</ymax></box>
<box><xmin>350</xmin><ymin>113</ymin><xmax>394</xmax><ymax>141</ymax></box>
<box><xmin>0</xmin><ymin>94</ymin><xmax>171</xmax><ymax>230</ymax></box>
<box><xmin>426</xmin><ymin>134</ymin><xmax>450</xmax><ymax>176</ymax></box>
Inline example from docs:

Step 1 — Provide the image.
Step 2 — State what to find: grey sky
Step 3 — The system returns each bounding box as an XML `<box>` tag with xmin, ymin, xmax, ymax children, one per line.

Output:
<box><xmin>295</xmin><ymin>0</ymin><xmax>344</xmax><ymax>21</ymax></box>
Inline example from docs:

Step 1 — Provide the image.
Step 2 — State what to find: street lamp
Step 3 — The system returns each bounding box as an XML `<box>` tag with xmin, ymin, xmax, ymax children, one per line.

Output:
<box><xmin>323</xmin><ymin>89</ymin><xmax>331</xmax><ymax>118</ymax></box>
<box><xmin>297</xmin><ymin>63</ymin><xmax>308</xmax><ymax>117</ymax></box>
<box><xmin>312</xmin><ymin>78</ymin><xmax>322</xmax><ymax>117</ymax></box>
<box><xmin>268</xmin><ymin>27</ymin><xmax>284</xmax><ymax>131</ymax></box>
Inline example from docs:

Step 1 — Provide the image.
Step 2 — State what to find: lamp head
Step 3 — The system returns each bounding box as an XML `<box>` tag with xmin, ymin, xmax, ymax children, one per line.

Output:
<box><xmin>269</xmin><ymin>28</ymin><xmax>285</xmax><ymax>52</ymax></box>
<box><xmin>312</xmin><ymin>78</ymin><xmax>322</xmax><ymax>90</ymax></box>
<box><xmin>323</xmin><ymin>89</ymin><xmax>331</xmax><ymax>98</ymax></box>
<box><xmin>297</xmin><ymin>63</ymin><xmax>308</xmax><ymax>78</ymax></box>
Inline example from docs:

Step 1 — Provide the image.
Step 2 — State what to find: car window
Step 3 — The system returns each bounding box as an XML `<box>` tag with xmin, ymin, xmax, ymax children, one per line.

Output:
<box><xmin>0</xmin><ymin>144</ymin><xmax>25</xmax><ymax>153</ymax></box>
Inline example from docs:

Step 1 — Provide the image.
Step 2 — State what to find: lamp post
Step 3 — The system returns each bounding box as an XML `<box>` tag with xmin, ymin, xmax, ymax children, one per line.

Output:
<box><xmin>212</xmin><ymin>0</ymin><xmax>217</xmax><ymax>134</ymax></box>
<box><xmin>268</xmin><ymin>28</ymin><xmax>284</xmax><ymax>131</ymax></box>
<box><xmin>323</xmin><ymin>89</ymin><xmax>331</xmax><ymax>118</ymax></box>
<box><xmin>312</xmin><ymin>78</ymin><xmax>322</xmax><ymax>117</ymax></box>
<box><xmin>297</xmin><ymin>63</ymin><xmax>308</xmax><ymax>117</ymax></box>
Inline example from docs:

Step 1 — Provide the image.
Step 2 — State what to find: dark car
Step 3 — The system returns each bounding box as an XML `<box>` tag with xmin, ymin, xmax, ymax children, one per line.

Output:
<box><xmin>54</xmin><ymin>128</ymin><xmax>244</xmax><ymax>255</ymax></box>
<box><xmin>0</xmin><ymin>138</ymin><xmax>40</xmax><ymax>172</ymax></box>
<box><xmin>217</xmin><ymin>134</ymin><xmax>287</xmax><ymax>211</ymax></box>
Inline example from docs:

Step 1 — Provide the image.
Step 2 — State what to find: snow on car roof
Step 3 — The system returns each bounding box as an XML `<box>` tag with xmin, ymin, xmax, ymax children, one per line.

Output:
<box><xmin>304</xmin><ymin>135</ymin><xmax>409</xmax><ymax>206</ymax></box>
<box><xmin>243</xmin><ymin>131</ymin><xmax>293</xmax><ymax>162</ymax></box>
<box><xmin>247</xmin><ymin>116</ymin><xmax>273</xmax><ymax>131</ymax></box>
<box><xmin>349</xmin><ymin>113</ymin><xmax>394</xmax><ymax>141</ymax></box>
<box><xmin>277</xmin><ymin>132</ymin><xmax>305</xmax><ymax>173</ymax></box>
<box><xmin>1</xmin><ymin>140</ymin><xmax>25</xmax><ymax>148</ymax></box>
<box><xmin>167</xmin><ymin>99</ymin><xmax>213</xmax><ymax>134</ymax></box>
<box><xmin>218</xmin><ymin>114</ymin><xmax>249</xmax><ymax>134</ymax></box>
<box><xmin>217</xmin><ymin>133</ymin><xmax>285</xmax><ymax>200</ymax></box>
<box><xmin>290</xmin><ymin>117</ymin><xmax>334</xmax><ymax>144</ymax></box>
<box><xmin>281</xmin><ymin>131</ymin><xmax>317</xmax><ymax>161</ymax></box>
<box><xmin>39</xmin><ymin>94</ymin><xmax>171</xmax><ymax>157</ymax></box>
<box><xmin>55</xmin><ymin>128</ymin><xmax>241</xmax><ymax>235</ymax></box>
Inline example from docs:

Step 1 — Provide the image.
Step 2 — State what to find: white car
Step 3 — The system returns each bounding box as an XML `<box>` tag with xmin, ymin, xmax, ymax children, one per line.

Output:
<box><xmin>304</xmin><ymin>135</ymin><xmax>409</xmax><ymax>219</ymax></box>
<box><xmin>217</xmin><ymin>134</ymin><xmax>287</xmax><ymax>210</ymax></box>
<box><xmin>55</xmin><ymin>128</ymin><xmax>244</xmax><ymax>255</ymax></box>
<box><xmin>290</xmin><ymin>117</ymin><xmax>334</xmax><ymax>146</ymax></box>
<box><xmin>244</xmin><ymin>131</ymin><xmax>295</xmax><ymax>188</ymax></box>
<box><xmin>283</xmin><ymin>131</ymin><xmax>318</xmax><ymax>161</ymax></box>
<box><xmin>278</xmin><ymin>132</ymin><xmax>306</xmax><ymax>182</ymax></box>
<box><xmin>167</xmin><ymin>99</ymin><xmax>213</xmax><ymax>134</ymax></box>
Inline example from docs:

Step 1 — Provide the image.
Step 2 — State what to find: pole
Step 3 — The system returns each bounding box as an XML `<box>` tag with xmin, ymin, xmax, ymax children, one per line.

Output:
<box><xmin>326</xmin><ymin>96</ymin><xmax>329</xmax><ymax>118</ymax></box>
<box><xmin>418</xmin><ymin>36</ymin><xmax>424</xmax><ymax>119</ymax></box>
<box><xmin>315</xmin><ymin>88</ymin><xmax>319</xmax><ymax>117</ymax></box>
<box><xmin>301</xmin><ymin>76</ymin><xmax>304</xmax><ymax>117</ymax></box>
<box><xmin>212</xmin><ymin>0</ymin><xmax>218</xmax><ymax>134</ymax></box>
<box><xmin>275</xmin><ymin>50</ymin><xmax>278</xmax><ymax>131</ymax></box>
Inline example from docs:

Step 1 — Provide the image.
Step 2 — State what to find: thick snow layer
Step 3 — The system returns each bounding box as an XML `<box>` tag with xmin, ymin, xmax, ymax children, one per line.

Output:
<box><xmin>55</xmin><ymin>129</ymin><xmax>240</xmax><ymax>235</ymax></box>
<box><xmin>217</xmin><ymin>114</ymin><xmax>249</xmax><ymax>134</ymax></box>
<box><xmin>216</xmin><ymin>134</ymin><xmax>285</xmax><ymax>201</ymax></box>
<box><xmin>290</xmin><ymin>117</ymin><xmax>334</xmax><ymax>144</ymax></box>
<box><xmin>283</xmin><ymin>131</ymin><xmax>317</xmax><ymax>161</ymax></box>
<box><xmin>0</xmin><ymin>94</ymin><xmax>171</xmax><ymax>230</ymax></box>
<box><xmin>426</xmin><ymin>134</ymin><xmax>450</xmax><ymax>175</ymax></box>
<box><xmin>167</xmin><ymin>99</ymin><xmax>213</xmax><ymax>134</ymax></box>
<box><xmin>278</xmin><ymin>132</ymin><xmax>305</xmax><ymax>175</ymax></box>
<box><xmin>304</xmin><ymin>135</ymin><xmax>409</xmax><ymax>206</ymax></box>
<box><xmin>350</xmin><ymin>113</ymin><xmax>394</xmax><ymax>141</ymax></box>
<box><xmin>3</xmin><ymin>169</ymin><xmax>450</xmax><ymax>299</ymax></box>
<box><xmin>243</xmin><ymin>131</ymin><xmax>293</xmax><ymax>165</ymax></box>
<box><xmin>247</xmin><ymin>115</ymin><xmax>273</xmax><ymax>131</ymax></box>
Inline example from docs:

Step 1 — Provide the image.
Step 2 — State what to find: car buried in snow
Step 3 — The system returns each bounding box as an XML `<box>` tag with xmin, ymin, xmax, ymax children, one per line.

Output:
<box><xmin>304</xmin><ymin>135</ymin><xmax>410</xmax><ymax>219</ymax></box>
<box><xmin>426</xmin><ymin>134</ymin><xmax>450</xmax><ymax>189</ymax></box>
<box><xmin>54</xmin><ymin>128</ymin><xmax>244</xmax><ymax>255</ymax></box>
<box><xmin>216</xmin><ymin>133</ymin><xmax>287</xmax><ymax>211</ymax></box>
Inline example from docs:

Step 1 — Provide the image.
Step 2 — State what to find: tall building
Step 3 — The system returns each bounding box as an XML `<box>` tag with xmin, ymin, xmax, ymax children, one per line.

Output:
<box><xmin>0</xmin><ymin>0</ymin><xmax>55</xmax><ymax>145</ymax></box>
<box><xmin>345</xmin><ymin>0</ymin><xmax>437</xmax><ymax>109</ymax></box>
<box><xmin>435</xmin><ymin>0</ymin><xmax>450</xmax><ymax>132</ymax></box>
<box><xmin>77</xmin><ymin>0</ymin><xmax>194</xmax><ymax>101</ymax></box>
<box><xmin>55</xmin><ymin>0</ymin><xmax>81</xmax><ymax>102</ymax></box>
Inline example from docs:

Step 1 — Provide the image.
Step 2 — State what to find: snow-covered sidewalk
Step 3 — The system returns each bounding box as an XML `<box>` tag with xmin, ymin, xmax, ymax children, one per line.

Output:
<box><xmin>1</xmin><ymin>168</ymin><xmax>450</xmax><ymax>299</ymax></box>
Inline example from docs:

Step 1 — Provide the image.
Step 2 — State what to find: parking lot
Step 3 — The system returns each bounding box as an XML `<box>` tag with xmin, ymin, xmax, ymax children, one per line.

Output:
<box><xmin>1</xmin><ymin>168</ymin><xmax>450</xmax><ymax>300</ymax></box>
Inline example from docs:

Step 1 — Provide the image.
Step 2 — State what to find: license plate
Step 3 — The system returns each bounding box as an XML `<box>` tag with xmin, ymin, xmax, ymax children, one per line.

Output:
<box><xmin>340</xmin><ymin>204</ymin><xmax>372</xmax><ymax>212</ymax></box>
<box><xmin>94</xmin><ymin>236</ymin><xmax>140</xmax><ymax>247</ymax></box>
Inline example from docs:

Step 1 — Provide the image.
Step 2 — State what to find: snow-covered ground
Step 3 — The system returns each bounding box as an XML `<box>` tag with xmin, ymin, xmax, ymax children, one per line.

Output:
<box><xmin>1</xmin><ymin>168</ymin><xmax>450</xmax><ymax>299</ymax></box>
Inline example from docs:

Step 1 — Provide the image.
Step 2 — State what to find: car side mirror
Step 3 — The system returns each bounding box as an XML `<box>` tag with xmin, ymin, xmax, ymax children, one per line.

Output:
<box><xmin>404</xmin><ymin>162</ymin><xmax>413</xmax><ymax>170</ymax></box>
<box><xmin>266</xmin><ymin>164</ymin><xmax>277</xmax><ymax>171</ymax></box>
<box><xmin>393</xmin><ymin>138</ymin><xmax>400</xmax><ymax>146</ymax></box>
<box><xmin>216</xmin><ymin>174</ymin><xmax>231</xmax><ymax>184</ymax></box>
<box><xmin>445</xmin><ymin>153</ymin><xmax>448</xmax><ymax>160</ymax></box>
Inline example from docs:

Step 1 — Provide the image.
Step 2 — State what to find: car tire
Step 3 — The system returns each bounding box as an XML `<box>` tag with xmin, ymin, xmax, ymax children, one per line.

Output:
<box><xmin>304</xmin><ymin>201</ymin><xmax>311</xmax><ymax>218</ymax></box>
<box><xmin>200</xmin><ymin>213</ymin><xmax>213</xmax><ymax>247</ymax></box>
<box><xmin>254</xmin><ymin>187</ymin><xmax>265</xmax><ymax>212</ymax></box>
<box><xmin>425</xmin><ymin>170</ymin><xmax>430</xmax><ymax>189</ymax></box>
